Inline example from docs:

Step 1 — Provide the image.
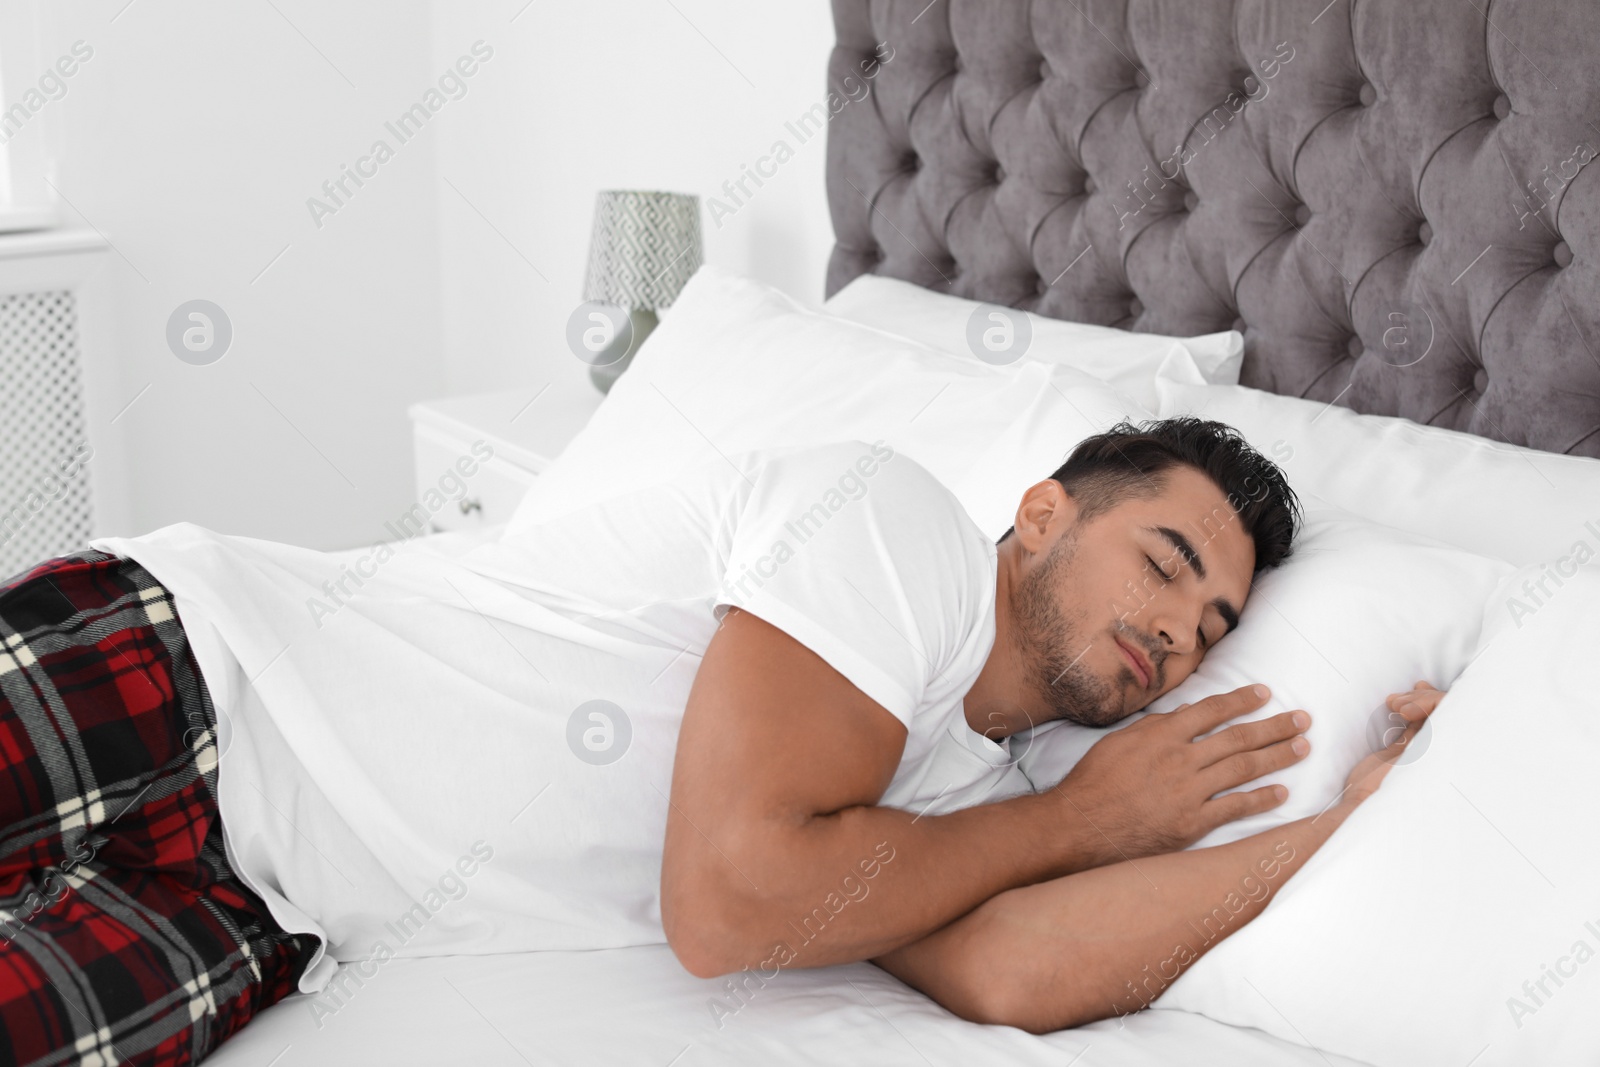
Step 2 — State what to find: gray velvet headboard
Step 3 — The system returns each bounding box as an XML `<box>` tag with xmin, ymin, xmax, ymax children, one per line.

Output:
<box><xmin>824</xmin><ymin>0</ymin><xmax>1600</xmax><ymax>457</ymax></box>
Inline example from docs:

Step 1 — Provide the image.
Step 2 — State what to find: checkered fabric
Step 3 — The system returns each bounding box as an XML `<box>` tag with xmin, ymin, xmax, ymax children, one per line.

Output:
<box><xmin>0</xmin><ymin>550</ymin><xmax>319</xmax><ymax>1066</ymax></box>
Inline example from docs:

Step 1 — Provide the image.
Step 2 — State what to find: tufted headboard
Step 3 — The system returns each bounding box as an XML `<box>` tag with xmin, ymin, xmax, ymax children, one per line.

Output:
<box><xmin>824</xmin><ymin>0</ymin><xmax>1600</xmax><ymax>457</ymax></box>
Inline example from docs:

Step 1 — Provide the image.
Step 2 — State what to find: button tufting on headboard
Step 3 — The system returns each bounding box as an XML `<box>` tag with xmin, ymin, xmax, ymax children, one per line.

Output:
<box><xmin>823</xmin><ymin>0</ymin><xmax>1600</xmax><ymax>456</ymax></box>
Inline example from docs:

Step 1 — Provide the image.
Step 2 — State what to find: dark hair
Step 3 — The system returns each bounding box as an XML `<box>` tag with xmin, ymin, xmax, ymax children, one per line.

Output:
<box><xmin>1001</xmin><ymin>417</ymin><xmax>1301</xmax><ymax>573</ymax></box>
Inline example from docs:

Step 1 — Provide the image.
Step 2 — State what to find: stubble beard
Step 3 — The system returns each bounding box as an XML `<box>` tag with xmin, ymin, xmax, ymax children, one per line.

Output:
<box><xmin>1013</xmin><ymin>531</ymin><xmax>1124</xmax><ymax>728</ymax></box>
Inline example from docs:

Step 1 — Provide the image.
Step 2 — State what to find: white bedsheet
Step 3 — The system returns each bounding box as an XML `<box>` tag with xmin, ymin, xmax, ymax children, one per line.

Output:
<box><xmin>204</xmin><ymin>944</ymin><xmax>1373</xmax><ymax>1067</ymax></box>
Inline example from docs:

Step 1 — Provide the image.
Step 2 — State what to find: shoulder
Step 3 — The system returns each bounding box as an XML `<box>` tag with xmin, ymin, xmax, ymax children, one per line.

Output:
<box><xmin>720</xmin><ymin>441</ymin><xmax>997</xmax><ymax>723</ymax></box>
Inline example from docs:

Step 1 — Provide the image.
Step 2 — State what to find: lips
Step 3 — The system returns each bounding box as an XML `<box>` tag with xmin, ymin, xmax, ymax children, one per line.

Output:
<box><xmin>1114</xmin><ymin>636</ymin><xmax>1153</xmax><ymax>690</ymax></box>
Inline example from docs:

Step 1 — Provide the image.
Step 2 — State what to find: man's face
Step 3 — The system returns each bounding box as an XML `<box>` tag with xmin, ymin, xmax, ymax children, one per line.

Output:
<box><xmin>1012</xmin><ymin>465</ymin><xmax>1255</xmax><ymax>727</ymax></box>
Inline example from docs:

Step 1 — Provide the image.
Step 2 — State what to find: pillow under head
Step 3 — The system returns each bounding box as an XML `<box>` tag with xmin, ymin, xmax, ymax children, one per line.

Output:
<box><xmin>1014</xmin><ymin>505</ymin><xmax>1515</xmax><ymax>849</ymax></box>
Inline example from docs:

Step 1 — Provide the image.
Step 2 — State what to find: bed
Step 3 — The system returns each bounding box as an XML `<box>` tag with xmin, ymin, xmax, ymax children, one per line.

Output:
<box><xmin>207</xmin><ymin>1</ymin><xmax>1600</xmax><ymax>1064</ymax></box>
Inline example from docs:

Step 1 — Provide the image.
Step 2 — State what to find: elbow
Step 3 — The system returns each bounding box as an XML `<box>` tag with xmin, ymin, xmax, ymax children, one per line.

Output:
<box><xmin>670</xmin><ymin>944</ymin><xmax>729</xmax><ymax>981</ymax></box>
<box><xmin>665</xmin><ymin>920</ymin><xmax>734</xmax><ymax>980</ymax></box>
<box><xmin>661</xmin><ymin>882</ymin><xmax>758</xmax><ymax>980</ymax></box>
<box><xmin>662</xmin><ymin>821</ymin><xmax>790</xmax><ymax>978</ymax></box>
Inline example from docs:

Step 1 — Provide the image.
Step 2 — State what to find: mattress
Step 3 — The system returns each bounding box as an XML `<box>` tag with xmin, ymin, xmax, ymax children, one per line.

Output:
<box><xmin>204</xmin><ymin>942</ymin><xmax>1372</xmax><ymax>1066</ymax></box>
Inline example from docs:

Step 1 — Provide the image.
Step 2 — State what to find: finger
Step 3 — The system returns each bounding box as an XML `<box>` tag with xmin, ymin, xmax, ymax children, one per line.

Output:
<box><xmin>1203</xmin><ymin>734</ymin><xmax>1310</xmax><ymax>794</ymax></box>
<box><xmin>1398</xmin><ymin>689</ymin><xmax>1446</xmax><ymax>722</ymax></box>
<box><xmin>1386</xmin><ymin>686</ymin><xmax>1442</xmax><ymax>715</ymax></box>
<box><xmin>1178</xmin><ymin>684</ymin><xmax>1272</xmax><ymax>739</ymax></box>
<box><xmin>1196</xmin><ymin>710</ymin><xmax>1311</xmax><ymax>766</ymax></box>
<box><xmin>1385</xmin><ymin>688</ymin><xmax>1424</xmax><ymax>712</ymax></box>
<box><xmin>1201</xmin><ymin>783</ymin><xmax>1289</xmax><ymax>828</ymax></box>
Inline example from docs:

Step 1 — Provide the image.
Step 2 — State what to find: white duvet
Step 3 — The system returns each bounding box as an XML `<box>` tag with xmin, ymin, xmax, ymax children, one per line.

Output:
<box><xmin>92</xmin><ymin>522</ymin><xmax>714</xmax><ymax>994</ymax></box>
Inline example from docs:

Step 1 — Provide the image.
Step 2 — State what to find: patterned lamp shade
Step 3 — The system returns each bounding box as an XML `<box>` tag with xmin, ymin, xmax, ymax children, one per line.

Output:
<box><xmin>581</xmin><ymin>190</ymin><xmax>703</xmax><ymax>310</ymax></box>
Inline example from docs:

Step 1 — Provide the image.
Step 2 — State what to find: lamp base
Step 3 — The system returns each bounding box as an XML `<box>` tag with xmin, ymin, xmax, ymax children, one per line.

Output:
<box><xmin>589</xmin><ymin>307</ymin><xmax>658</xmax><ymax>394</ymax></box>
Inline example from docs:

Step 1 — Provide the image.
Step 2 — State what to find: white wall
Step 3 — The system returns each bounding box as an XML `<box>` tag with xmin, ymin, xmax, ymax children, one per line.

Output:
<box><xmin>26</xmin><ymin>0</ymin><xmax>838</xmax><ymax>550</ymax></box>
<box><xmin>429</xmin><ymin>0</ymin><xmax>837</xmax><ymax>397</ymax></box>
<box><xmin>42</xmin><ymin>0</ymin><xmax>445</xmax><ymax>550</ymax></box>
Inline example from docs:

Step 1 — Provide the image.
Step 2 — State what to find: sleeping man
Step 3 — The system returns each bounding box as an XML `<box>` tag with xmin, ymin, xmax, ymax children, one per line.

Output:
<box><xmin>0</xmin><ymin>417</ymin><xmax>1438</xmax><ymax>1063</ymax></box>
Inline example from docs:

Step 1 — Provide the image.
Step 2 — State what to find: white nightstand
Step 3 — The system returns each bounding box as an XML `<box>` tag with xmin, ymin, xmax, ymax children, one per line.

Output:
<box><xmin>407</xmin><ymin>380</ymin><xmax>604</xmax><ymax>534</ymax></box>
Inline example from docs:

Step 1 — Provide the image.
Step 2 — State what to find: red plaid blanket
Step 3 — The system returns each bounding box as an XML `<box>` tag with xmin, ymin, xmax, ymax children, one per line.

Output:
<box><xmin>0</xmin><ymin>550</ymin><xmax>318</xmax><ymax>1066</ymax></box>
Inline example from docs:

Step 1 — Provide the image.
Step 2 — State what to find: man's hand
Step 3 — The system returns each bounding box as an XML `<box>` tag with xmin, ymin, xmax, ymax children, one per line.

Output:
<box><xmin>1339</xmin><ymin>680</ymin><xmax>1444</xmax><ymax>807</ymax></box>
<box><xmin>1047</xmin><ymin>684</ymin><xmax>1311</xmax><ymax>863</ymax></box>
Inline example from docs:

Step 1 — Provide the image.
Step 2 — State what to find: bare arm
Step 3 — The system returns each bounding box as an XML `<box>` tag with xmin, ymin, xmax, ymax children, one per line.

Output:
<box><xmin>660</xmin><ymin>608</ymin><xmax>1311</xmax><ymax>978</ymax></box>
<box><xmin>871</xmin><ymin>681</ymin><xmax>1446</xmax><ymax>1032</ymax></box>
<box><xmin>874</xmin><ymin>802</ymin><xmax>1351</xmax><ymax>1031</ymax></box>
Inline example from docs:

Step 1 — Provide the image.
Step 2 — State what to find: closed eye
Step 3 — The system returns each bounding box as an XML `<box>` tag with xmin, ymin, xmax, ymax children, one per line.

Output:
<box><xmin>1147</xmin><ymin>551</ymin><xmax>1218</xmax><ymax>650</ymax></box>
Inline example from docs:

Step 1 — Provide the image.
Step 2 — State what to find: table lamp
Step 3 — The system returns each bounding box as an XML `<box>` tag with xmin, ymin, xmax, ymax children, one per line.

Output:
<box><xmin>578</xmin><ymin>190</ymin><xmax>702</xmax><ymax>393</ymax></box>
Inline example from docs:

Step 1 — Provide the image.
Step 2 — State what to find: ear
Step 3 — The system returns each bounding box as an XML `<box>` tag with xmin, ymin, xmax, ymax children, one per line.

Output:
<box><xmin>1011</xmin><ymin>479</ymin><xmax>1078</xmax><ymax>556</ymax></box>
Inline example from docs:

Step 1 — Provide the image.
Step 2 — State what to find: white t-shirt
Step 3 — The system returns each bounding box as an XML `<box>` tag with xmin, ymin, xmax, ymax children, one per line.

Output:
<box><xmin>92</xmin><ymin>440</ymin><xmax>1033</xmax><ymax>994</ymax></box>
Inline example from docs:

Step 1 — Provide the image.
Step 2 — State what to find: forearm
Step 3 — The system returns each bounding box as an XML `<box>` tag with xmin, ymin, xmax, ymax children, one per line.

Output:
<box><xmin>664</xmin><ymin>786</ymin><xmax>1111</xmax><ymax>976</ymax></box>
<box><xmin>873</xmin><ymin>801</ymin><xmax>1355</xmax><ymax>1033</ymax></box>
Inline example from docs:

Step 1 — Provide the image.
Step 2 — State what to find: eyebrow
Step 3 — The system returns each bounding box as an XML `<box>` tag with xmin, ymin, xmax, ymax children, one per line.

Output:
<box><xmin>1212</xmin><ymin>597</ymin><xmax>1240</xmax><ymax>636</ymax></box>
<box><xmin>1148</xmin><ymin>524</ymin><xmax>1241</xmax><ymax>637</ymax></box>
<box><xmin>1151</xmin><ymin>525</ymin><xmax>1205</xmax><ymax>579</ymax></box>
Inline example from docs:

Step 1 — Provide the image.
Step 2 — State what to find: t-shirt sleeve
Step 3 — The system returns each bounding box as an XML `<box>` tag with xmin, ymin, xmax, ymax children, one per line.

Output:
<box><xmin>714</xmin><ymin>440</ymin><xmax>997</xmax><ymax>729</ymax></box>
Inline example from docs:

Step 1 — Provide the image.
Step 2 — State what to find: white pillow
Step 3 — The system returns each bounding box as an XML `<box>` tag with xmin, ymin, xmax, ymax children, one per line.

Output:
<box><xmin>1155</xmin><ymin>378</ymin><xmax>1600</xmax><ymax>567</ymax></box>
<box><xmin>1162</xmin><ymin>563</ymin><xmax>1600</xmax><ymax>1066</ymax></box>
<box><xmin>506</xmin><ymin>266</ymin><xmax>1150</xmax><ymax>536</ymax></box>
<box><xmin>1014</xmin><ymin>506</ymin><xmax>1513</xmax><ymax>850</ymax></box>
<box><xmin>824</xmin><ymin>273</ymin><xmax>1244</xmax><ymax>410</ymax></box>
<box><xmin>943</xmin><ymin>375</ymin><xmax>1145</xmax><ymax>542</ymax></box>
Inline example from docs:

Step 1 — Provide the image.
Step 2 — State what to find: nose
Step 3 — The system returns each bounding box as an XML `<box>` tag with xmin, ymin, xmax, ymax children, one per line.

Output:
<box><xmin>1156</xmin><ymin>625</ymin><xmax>1192</xmax><ymax>656</ymax></box>
<box><xmin>1149</xmin><ymin>596</ymin><xmax>1202</xmax><ymax>657</ymax></box>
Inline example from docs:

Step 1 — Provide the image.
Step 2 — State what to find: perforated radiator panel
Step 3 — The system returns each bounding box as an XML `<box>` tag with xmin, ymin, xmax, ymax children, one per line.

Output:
<box><xmin>0</xmin><ymin>290</ymin><xmax>92</xmax><ymax>580</ymax></box>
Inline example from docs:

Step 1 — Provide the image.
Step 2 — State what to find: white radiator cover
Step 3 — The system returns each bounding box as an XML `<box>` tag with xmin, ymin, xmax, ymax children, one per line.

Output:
<box><xmin>0</xmin><ymin>288</ymin><xmax>93</xmax><ymax>579</ymax></box>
